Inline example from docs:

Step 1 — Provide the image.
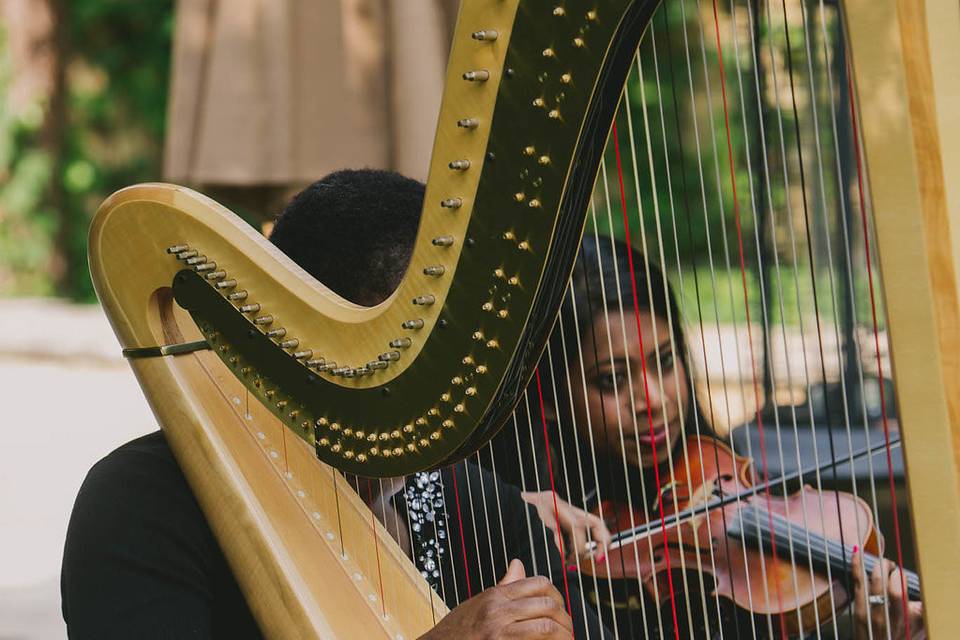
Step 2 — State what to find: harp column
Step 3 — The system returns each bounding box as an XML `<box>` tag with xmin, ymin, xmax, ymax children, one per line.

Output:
<box><xmin>844</xmin><ymin>0</ymin><xmax>960</xmax><ymax>635</ymax></box>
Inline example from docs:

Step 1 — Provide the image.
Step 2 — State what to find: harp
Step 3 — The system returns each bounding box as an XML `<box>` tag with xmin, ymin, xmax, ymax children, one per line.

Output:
<box><xmin>89</xmin><ymin>0</ymin><xmax>959</xmax><ymax>637</ymax></box>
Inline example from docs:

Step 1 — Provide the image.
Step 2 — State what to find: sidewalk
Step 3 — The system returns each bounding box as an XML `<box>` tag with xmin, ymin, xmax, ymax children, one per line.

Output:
<box><xmin>0</xmin><ymin>298</ymin><xmax>155</xmax><ymax>639</ymax></box>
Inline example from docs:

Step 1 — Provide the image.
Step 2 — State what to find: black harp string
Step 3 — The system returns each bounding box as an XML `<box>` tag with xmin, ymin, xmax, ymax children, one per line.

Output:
<box><xmin>814</xmin><ymin>1</ymin><xmax>895</xmax><ymax>633</ymax></box>
<box><xmin>659</xmin><ymin>6</ymin><xmax>748</xmax><ymax>638</ymax></box>
<box><xmin>626</xmin><ymin>33</ymin><xmax>718</xmax><ymax>636</ymax></box>
<box><xmin>674</xmin><ymin>0</ymin><xmax>769</xmax><ymax>636</ymax></box>
<box><xmin>555</xmin><ymin>288</ymin><xmax>619</xmax><ymax>632</ymax></box>
<box><xmin>578</xmin><ymin>209</ymin><xmax>643</xmax><ymax>640</ymax></box>
<box><xmin>737</xmin><ymin>0</ymin><xmax>829</xmax><ymax>634</ymax></box>
<box><xmin>542</xmin><ymin>339</ymin><xmax>595</xmax><ymax>633</ymax></box>
<box><xmin>592</xmin><ymin>164</ymin><xmax>662</xmax><ymax>639</ymax></box>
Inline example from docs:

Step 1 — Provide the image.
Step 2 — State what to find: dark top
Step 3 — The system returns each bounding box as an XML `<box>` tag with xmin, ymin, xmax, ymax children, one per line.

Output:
<box><xmin>61</xmin><ymin>431</ymin><xmax>610</xmax><ymax>639</ymax></box>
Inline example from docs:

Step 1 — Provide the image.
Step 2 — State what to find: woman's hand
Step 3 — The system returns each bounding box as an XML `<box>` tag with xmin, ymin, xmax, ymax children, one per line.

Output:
<box><xmin>521</xmin><ymin>491</ymin><xmax>612</xmax><ymax>565</ymax></box>
<box><xmin>852</xmin><ymin>549</ymin><xmax>925</xmax><ymax>639</ymax></box>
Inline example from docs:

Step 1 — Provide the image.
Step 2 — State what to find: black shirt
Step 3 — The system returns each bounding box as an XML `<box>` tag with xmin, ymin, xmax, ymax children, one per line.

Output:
<box><xmin>62</xmin><ymin>431</ymin><xmax>610</xmax><ymax>639</ymax></box>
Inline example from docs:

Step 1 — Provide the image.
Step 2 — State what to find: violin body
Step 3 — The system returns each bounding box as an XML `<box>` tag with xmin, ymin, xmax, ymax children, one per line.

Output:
<box><xmin>585</xmin><ymin>437</ymin><xmax>880</xmax><ymax>638</ymax></box>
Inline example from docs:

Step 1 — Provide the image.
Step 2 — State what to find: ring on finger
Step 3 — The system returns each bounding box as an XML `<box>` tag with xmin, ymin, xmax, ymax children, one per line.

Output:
<box><xmin>868</xmin><ymin>594</ymin><xmax>885</xmax><ymax>606</ymax></box>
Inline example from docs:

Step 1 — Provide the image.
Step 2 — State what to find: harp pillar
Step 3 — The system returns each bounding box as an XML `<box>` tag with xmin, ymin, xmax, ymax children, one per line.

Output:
<box><xmin>844</xmin><ymin>0</ymin><xmax>960</xmax><ymax>634</ymax></box>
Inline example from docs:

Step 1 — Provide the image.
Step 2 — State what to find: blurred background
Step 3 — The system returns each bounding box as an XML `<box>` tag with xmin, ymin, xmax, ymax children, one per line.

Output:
<box><xmin>0</xmin><ymin>0</ymin><xmax>907</xmax><ymax>637</ymax></box>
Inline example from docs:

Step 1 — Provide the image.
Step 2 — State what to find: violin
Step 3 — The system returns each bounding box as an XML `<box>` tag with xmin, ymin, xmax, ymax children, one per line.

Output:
<box><xmin>580</xmin><ymin>436</ymin><xmax>921</xmax><ymax>638</ymax></box>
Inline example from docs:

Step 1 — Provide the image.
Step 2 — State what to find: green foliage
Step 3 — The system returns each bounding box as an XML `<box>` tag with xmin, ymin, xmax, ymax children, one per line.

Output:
<box><xmin>0</xmin><ymin>0</ymin><xmax>173</xmax><ymax>300</ymax></box>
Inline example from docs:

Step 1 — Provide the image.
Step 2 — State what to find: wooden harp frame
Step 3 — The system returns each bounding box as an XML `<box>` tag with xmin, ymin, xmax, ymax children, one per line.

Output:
<box><xmin>88</xmin><ymin>0</ymin><xmax>960</xmax><ymax>637</ymax></box>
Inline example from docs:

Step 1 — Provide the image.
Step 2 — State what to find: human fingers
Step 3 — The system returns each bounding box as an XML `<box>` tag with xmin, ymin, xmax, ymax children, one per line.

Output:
<box><xmin>498</xmin><ymin>575</ymin><xmax>565</xmax><ymax>609</ymax></box>
<box><xmin>887</xmin><ymin>566</ymin><xmax>906</xmax><ymax>601</ymax></box>
<box><xmin>499</xmin><ymin>558</ymin><xmax>527</xmax><ymax>586</ymax></box>
<box><xmin>852</xmin><ymin>549</ymin><xmax>868</xmax><ymax>623</ymax></box>
<box><xmin>503</xmin><ymin>614</ymin><xmax>574</xmax><ymax>638</ymax></box>
<box><xmin>501</xmin><ymin>593</ymin><xmax>573</xmax><ymax>631</ymax></box>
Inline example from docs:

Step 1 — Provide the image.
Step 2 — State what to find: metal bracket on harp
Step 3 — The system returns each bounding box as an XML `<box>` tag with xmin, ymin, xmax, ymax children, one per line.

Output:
<box><xmin>122</xmin><ymin>339</ymin><xmax>211</xmax><ymax>359</ymax></box>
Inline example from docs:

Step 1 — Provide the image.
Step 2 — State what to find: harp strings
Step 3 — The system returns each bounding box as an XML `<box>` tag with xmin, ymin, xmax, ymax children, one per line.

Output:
<box><xmin>296</xmin><ymin>2</ymin><xmax>917</xmax><ymax>638</ymax></box>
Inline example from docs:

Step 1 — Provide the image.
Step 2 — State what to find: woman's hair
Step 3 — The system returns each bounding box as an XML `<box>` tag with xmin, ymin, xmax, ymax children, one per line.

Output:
<box><xmin>550</xmin><ymin>234</ymin><xmax>690</xmax><ymax>387</ymax></box>
<box><xmin>486</xmin><ymin>234</ymin><xmax>711</xmax><ymax>497</ymax></box>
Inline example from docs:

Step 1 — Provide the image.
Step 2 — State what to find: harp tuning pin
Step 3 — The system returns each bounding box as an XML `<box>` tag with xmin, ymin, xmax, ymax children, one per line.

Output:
<box><xmin>413</xmin><ymin>295</ymin><xmax>436</xmax><ymax>306</ymax></box>
<box><xmin>528</xmin><ymin>199</ymin><xmax>541</xmax><ymax>209</ymax></box>
<box><xmin>343</xmin><ymin>450</ymin><xmax>354</xmax><ymax>460</ymax></box>
<box><xmin>280</xmin><ymin>338</ymin><xmax>299</xmax><ymax>349</ymax></box>
<box><xmin>561</xmin><ymin>73</ymin><xmax>572</xmax><ymax>84</ymax></box>
<box><xmin>293</xmin><ymin>349</ymin><xmax>313</xmax><ymax>360</ymax></box>
<box><xmin>498</xmin><ymin>309</ymin><xmax>509</xmax><ymax>319</ymax></box>
<box><xmin>508</xmin><ymin>275</ymin><xmax>519</xmax><ymax>286</ymax></box>
<box><xmin>448</xmin><ymin>159</ymin><xmax>471</xmax><ymax>171</ymax></box>
<box><xmin>486</xmin><ymin>339</ymin><xmax>499</xmax><ymax>349</ymax></box>
<box><xmin>379</xmin><ymin>351</ymin><xmax>401</xmax><ymax>362</ymax></box>
<box><xmin>548</xmin><ymin>109</ymin><xmax>561</xmax><ymax>120</ymax></box>
<box><xmin>518</xmin><ymin>240</ymin><xmax>531</xmax><ymax>250</ymax></box>
<box><xmin>419</xmin><ymin>438</ymin><xmax>430</xmax><ymax>447</ymax></box>
<box><xmin>390</xmin><ymin>337</ymin><xmax>412</xmax><ymax>349</ymax></box>
<box><xmin>552</xmin><ymin>6</ymin><xmax>566</xmax><ymax>16</ymax></box>
<box><xmin>471</xmin><ymin>29</ymin><xmax>498</xmax><ymax>41</ymax></box>
<box><xmin>240</xmin><ymin>303</ymin><xmax>261</xmax><ymax>314</ymax></box>
<box><xmin>532</xmin><ymin>97</ymin><xmax>546</xmax><ymax>108</ymax></box>
<box><xmin>457</xmin><ymin>118</ymin><xmax>479</xmax><ymax>129</ymax></box>
<box><xmin>440</xmin><ymin>198</ymin><xmax>463</xmax><ymax>209</ymax></box>
<box><xmin>476</xmin><ymin>365</ymin><xmax>488</xmax><ymax>374</ymax></box>
<box><xmin>206</xmin><ymin>271</ymin><xmax>227</xmax><ymax>281</ymax></box>
<box><xmin>403</xmin><ymin>424</ymin><xmax>414</xmax><ymax>433</ymax></box>
<box><xmin>194</xmin><ymin>262</ymin><xmax>217</xmax><ymax>272</ymax></box>
<box><xmin>186</xmin><ymin>255</ymin><xmax>207</xmax><ymax>265</ymax></box>
<box><xmin>538</xmin><ymin>155</ymin><xmax>551</xmax><ymax>166</ymax></box>
<box><xmin>177</xmin><ymin>250</ymin><xmax>198</xmax><ymax>260</ymax></box>
<box><xmin>305</xmin><ymin>358</ymin><xmax>325</xmax><ymax>368</ymax></box>
<box><xmin>423</xmin><ymin>265</ymin><xmax>445</xmax><ymax>276</ymax></box>
<box><xmin>402</xmin><ymin>319</ymin><xmax>424</xmax><ymax>330</ymax></box>
<box><xmin>454</xmin><ymin>403</ymin><xmax>465</xmax><ymax>413</ymax></box>
<box><xmin>442</xmin><ymin>419</ymin><xmax>455</xmax><ymax>429</ymax></box>
<box><xmin>277</xmin><ymin>400</ymin><xmax>287</xmax><ymax>409</ymax></box>
<box><xmin>416</xmin><ymin>417</ymin><xmax>428</xmax><ymax>426</ymax></box>
<box><xmin>432</xmin><ymin>236</ymin><xmax>455</xmax><ymax>247</ymax></box>
<box><xmin>166</xmin><ymin>244</ymin><xmax>188</xmax><ymax>254</ymax></box>
<box><xmin>253</xmin><ymin>315</ymin><xmax>274</xmax><ymax>325</ymax></box>
<box><xmin>514</xmin><ymin>192</ymin><xmax>525</xmax><ymax>203</ymax></box>
<box><xmin>542</xmin><ymin>48</ymin><xmax>555</xmax><ymax>58</ymax></box>
<box><xmin>462</xmin><ymin>69</ymin><xmax>490</xmax><ymax>82</ymax></box>
<box><xmin>316</xmin><ymin>361</ymin><xmax>336</xmax><ymax>372</ymax></box>
<box><xmin>587</xmin><ymin>9</ymin><xmax>597</xmax><ymax>20</ymax></box>
<box><xmin>266</xmin><ymin>328</ymin><xmax>287</xmax><ymax>339</ymax></box>
<box><xmin>367</xmin><ymin>360</ymin><xmax>388</xmax><ymax>370</ymax></box>
<box><xmin>573</xmin><ymin>37</ymin><xmax>585</xmax><ymax>48</ymax></box>
<box><xmin>228</xmin><ymin>290</ymin><xmax>249</xmax><ymax>301</ymax></box>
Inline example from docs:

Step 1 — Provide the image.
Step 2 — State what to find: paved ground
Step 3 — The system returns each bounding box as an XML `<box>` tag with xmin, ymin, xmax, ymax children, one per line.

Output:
<box><xmin>0</xmin><ymin>298</ymin><xmax>154</xmax><ymax>639</ymax></box>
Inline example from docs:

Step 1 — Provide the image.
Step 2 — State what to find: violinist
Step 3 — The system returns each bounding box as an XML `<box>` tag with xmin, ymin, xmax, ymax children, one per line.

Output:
<box><xmin>510</xmin><ymin>235</ymin><xmax>925</xmax><ymax>639</ymax></box>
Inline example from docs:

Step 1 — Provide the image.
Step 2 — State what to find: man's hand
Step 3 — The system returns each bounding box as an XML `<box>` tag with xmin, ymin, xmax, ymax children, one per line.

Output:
<box><xmin>418</xmin><ymin>559</ymin><xmax>573</xmax><ymax>639</ymax></box>
<box><xmin>852</xmin><ymin>549</ymin><xmax>925</xmax><ymax>640</ymax></box>
<box><xmin>522</xmin><ymin>491</ymin><xmax>611</xmax><ymax>565</ymax></box>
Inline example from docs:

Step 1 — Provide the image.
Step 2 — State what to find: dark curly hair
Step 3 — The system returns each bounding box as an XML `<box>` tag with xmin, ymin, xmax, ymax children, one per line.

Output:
<box><xmin>269</xmin><ymin>169</ymin><xmax>423</xmax><ymax>306</ymax></box>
